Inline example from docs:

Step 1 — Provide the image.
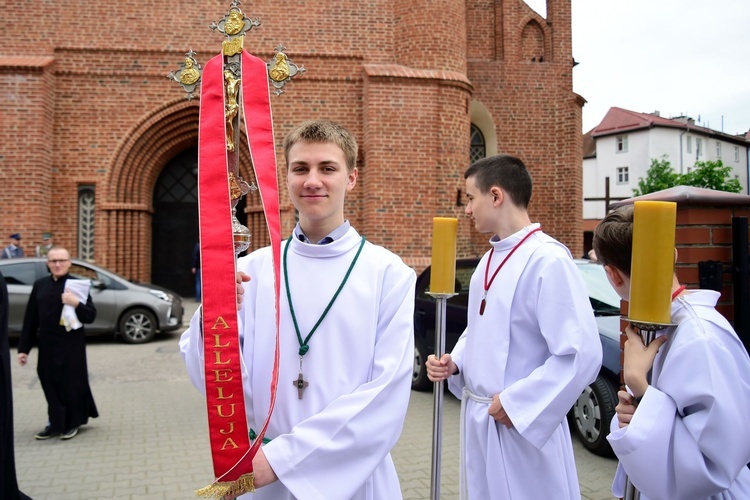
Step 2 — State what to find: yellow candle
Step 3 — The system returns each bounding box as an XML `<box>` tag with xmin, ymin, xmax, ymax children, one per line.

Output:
<box><xmin>429</xmin><ymin>217</ymin><xmax>458</xmax><ymax>294</ymax></box>
<box><xmin>629</xmin><ymin>201</ymin><xmax>677</xmax><ymax>324</ymax></box>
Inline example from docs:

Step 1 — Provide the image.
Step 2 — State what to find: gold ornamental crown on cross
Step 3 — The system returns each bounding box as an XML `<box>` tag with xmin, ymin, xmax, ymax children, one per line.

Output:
<box><xmin>167</xmin><ymin>0</ymin><xmax>305</xmax><ymax>100</ymax></box>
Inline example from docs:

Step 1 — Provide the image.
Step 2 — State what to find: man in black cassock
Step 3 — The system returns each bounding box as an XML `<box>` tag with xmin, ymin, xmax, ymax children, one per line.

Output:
<box><xmin>17</xmin><ymin>246</ymin><xmax>99</xmax><ymax>440</ymax></box>
<box><xmin>1</xmin><ymin>270</ymin><xmax>30</xmax><ymax>499</ymax></box>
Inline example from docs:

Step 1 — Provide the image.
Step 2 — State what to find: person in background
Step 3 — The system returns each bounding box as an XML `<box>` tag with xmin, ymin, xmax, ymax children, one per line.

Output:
<box><xmin>1</xmin><ymin>270</ymin><xmax>30</xmax><ymax>499</ymax></box>
<box><xmin>593</xmin><ymin>204</ymin><xmax>750</xmax><ymax>499</ymax></box>
<box><xmin>17</xmin><ymin>246</ymin><xmax>99</xmax><ymax>441</ymax></box>
<box><xmin>1</xmin><ymin>234</ymin><xmax>23</xmax><ymax>259</ymax></box>
<box><xmin>35</xmin><ymin>232</ymin><xmax>54</xmax><ymax>257</ymax></box>
<box><xmin>191</xmin><ymin>241</ymin><xmax>201</xmax><ymax>302</ymax></box>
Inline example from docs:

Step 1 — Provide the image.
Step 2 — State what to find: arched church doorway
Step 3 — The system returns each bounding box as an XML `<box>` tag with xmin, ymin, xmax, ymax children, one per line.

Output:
<box><xmin>151</xmin><ymin>147</ymin><xmax>248</xmax><ymax>297</ymax></box>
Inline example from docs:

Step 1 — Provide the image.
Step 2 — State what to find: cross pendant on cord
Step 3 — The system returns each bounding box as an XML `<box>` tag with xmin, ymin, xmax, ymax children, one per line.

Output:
<box><xmin>293</xmin><ymin>372</ymin><xmax>308</xmax><ymax>399</ymax></box>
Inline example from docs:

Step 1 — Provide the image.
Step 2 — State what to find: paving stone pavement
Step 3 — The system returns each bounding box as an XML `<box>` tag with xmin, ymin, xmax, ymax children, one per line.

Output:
<box><xmin>10</xmin><ymin>300</ymin><xmax>617</xmax><ymax>499</ymax></box>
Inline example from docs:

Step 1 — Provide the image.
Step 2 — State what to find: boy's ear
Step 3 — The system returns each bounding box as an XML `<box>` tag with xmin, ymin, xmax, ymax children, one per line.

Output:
<box><xmin>346</xmin><ymin>167</ymin><xmax>358</xmax><ymax>191</ymax></box>
<box><xmin>490</xmin><ymin>186</ymin><xmax>503</xmax><ymax>205</ymax></box>
<box><xmin>603</xmin><ymin>264</ymin><xmax>625</xmax><ymax>287</ymax></box>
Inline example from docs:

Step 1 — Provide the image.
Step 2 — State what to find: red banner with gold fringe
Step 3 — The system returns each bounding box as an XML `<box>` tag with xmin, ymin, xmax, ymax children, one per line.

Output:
<box><xmin>196</xmin><ymin>50</ymin><xmax>281</xmax><ymax>498</ymax></box>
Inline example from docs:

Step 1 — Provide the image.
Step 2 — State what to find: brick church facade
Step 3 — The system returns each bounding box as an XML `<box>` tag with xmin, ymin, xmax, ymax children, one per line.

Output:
<box><xmin>0</xmin><ymin>0</ymin><xmax>583</xmax><ymax>297</ymax></box>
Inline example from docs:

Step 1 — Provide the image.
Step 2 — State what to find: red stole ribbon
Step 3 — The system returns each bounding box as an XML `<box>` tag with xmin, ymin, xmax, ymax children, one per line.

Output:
<box><xmin>239</xmin><ymin>49</ymin><xmax>282</xmax><ymax>461</ymax></box>
<box><xmin>197</xmin><ymin>50</ymin><xmax>281</xmax><ymax>492</ymax></box>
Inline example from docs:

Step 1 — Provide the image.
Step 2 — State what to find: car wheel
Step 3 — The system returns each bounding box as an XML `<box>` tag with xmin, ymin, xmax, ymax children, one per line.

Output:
<box><xmin>119</xmin><ymin>308</ymin><xmax>158</xmax><ymax>344</ymax></box>
<box><xmin>568</xmin><ymin>375</ymin><xmax>617</xmax><ymax>457</ymax></box>
<box><xmin>412</xmin><ymin>335</ymin><xmax>432</xmax><ymax>391</ymax></box>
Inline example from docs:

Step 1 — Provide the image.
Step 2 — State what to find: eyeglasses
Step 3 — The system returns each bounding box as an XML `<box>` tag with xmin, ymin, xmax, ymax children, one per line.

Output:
<box><xmin>47</xmin><ymin>259</ymin><xmax>70</xmax><ymax>264</ymax></box>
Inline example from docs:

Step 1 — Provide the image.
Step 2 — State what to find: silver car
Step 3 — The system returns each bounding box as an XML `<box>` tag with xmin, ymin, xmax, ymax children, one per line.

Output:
<box><xmin>0</xmin><ymin>257</ymin><xmax>183</xmax><ymax>344</ymax></box>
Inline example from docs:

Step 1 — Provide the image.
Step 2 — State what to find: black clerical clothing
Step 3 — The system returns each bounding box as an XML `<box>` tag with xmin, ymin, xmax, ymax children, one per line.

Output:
<box><xmin>18</xmin><ymin>273</ymin><xmax>99</xmax><ymax>434</ymax></box>
<box><xmin>1</xmin><ymin>271</ymin><xmax>29</xmax><ymax>499</ymax></box>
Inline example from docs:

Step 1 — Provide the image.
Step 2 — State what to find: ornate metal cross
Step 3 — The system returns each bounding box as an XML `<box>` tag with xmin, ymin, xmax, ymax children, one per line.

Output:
<box><xmin>167</xmin><ymin>0</ymin><xmax>305</xmax><ymax>254</ymax></box>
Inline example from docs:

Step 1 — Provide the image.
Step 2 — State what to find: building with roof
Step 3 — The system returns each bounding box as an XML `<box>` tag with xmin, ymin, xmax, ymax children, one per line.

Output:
<box><xmin>0</xmin><ymin>0</ymin><xmax>585</xmax><ymax>296</ymax></box>
<box><xmin>583</xmin><ymin>107</ymin><xmax>750</xmax><ymax>222</ymax></box>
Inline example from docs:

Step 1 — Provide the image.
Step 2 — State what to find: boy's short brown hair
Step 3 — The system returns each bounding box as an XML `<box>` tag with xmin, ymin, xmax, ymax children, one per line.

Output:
<box><xmin>592</xmin><ymin>205</ymin><xmax>634</xmax><ymax>276</ymax></box>
<box><xmin>282</xmin><ymin>119</ymin><xmax>358</xmax><ymax>171</ymax></box>
<box><xmin>464</xmin><ymin>154</ymin><xmax>532</xmax><ymax>209</ymax></box>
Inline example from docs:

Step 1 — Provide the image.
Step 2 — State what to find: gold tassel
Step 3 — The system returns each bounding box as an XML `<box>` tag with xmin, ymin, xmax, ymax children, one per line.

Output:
<box><xmin>195</xmin><ymin>473</ymin><xmax>255</xmax><ymax>499</ymax></box>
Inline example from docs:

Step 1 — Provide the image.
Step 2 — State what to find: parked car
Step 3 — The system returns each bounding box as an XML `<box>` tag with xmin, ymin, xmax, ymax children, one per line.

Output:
<box><xmin>0</xmin><ymin>257</ymin><xmax>184</xmax><ymax>344</ymax></box>
<box><xmin>413</xmin><ymin>258</ymin><xmax>622</xmax><ymax>457</ymax></box>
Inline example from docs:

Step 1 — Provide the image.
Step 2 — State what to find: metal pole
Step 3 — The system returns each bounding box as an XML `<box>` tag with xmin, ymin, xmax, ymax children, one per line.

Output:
<box><xmin>429</xmin><ymin>293</ymin><xmax>455</xmax><ymax>500</ymax></box>
<box><xmin>623</xmin><ymin>325</ymin><xmax>657</xmax><ymax>500</ymax></box>
<box><xmin>624</xmin><ymin>479</ymin><xmax>640</xmax><ymax>500</ymax></box>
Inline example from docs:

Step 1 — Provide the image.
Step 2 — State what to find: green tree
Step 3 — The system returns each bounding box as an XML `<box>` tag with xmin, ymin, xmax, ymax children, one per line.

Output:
<box><xmin>633</xmin><ymin>157</ymin><xmax>679</xmax><ymax>196</ymax></box>
<box><xmin>633</xmin><ymin>157</ymin><xmax>742</xmax><ymax>196</ymax></box>
<box><xmin>681</xmin><ymin>160</ymin><xmax>742</xmax><ymax>193</ymax></box>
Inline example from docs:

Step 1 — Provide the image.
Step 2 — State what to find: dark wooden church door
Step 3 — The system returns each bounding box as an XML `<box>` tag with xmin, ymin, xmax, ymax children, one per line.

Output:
<box><xmin>151</xmin><ymin>147</ymin><xmax>249</xmax><ymax>298</ymax></box>
<box><xmin>152</xmin><ymin>148</ymin><xmax>199</xmax><ymax>297</ymax></box>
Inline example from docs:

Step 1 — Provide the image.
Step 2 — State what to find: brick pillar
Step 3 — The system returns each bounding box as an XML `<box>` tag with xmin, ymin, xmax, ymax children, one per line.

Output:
<box><xmin>362</xmin><ymin>69</ymin><xmax>471</xmax><ymax>268</ymax></box>
<box><xmin>0</xmin><ymin>58</ymin><xmax>56</xmax><ymax>249</ymax></box>
<box><xmin>362</xmin><ymin>0</ymin><xmax>471</xmax><ymax>269</ymax></box>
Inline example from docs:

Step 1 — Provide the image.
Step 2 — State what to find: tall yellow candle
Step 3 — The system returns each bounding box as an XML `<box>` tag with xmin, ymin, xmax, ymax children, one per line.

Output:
<box><xmin>429</xmin><ymin>217</ymin><xmax>458</xmax><ymax>294</ymax></box>
<box><xmin>629</xmin><ymin>201</ymin><xmax>677</xmax><ymax>324</ymax></box>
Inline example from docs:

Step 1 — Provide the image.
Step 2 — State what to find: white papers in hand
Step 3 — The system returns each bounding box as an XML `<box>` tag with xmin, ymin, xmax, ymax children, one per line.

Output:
<box><xmin>60</xmin><ymin>279</ymin><xmax>91</xmax><ymax>332</ymax></box>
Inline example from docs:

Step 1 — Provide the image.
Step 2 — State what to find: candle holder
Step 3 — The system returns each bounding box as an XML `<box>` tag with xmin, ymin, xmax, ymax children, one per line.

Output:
<box><xmin>624</xmin><ymin>318</ymin><xmax>676</xmax><ymax>335</ymax></box>
<box><xmin>428</xmin><ymin>291</ymin><xmax>457</xmax><ymax>500</ymax></box>
<box><xmin>621</xmin><ymin>317</ymin><xmax>675</xmax><ymax>500</ymax></box>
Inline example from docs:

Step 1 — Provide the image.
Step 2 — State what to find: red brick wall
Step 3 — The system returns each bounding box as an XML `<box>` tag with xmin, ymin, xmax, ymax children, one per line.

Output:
<box><xmin>0</xmin><ymin>59</ymin><xmax>56</xmax><ymax>254</ymax></box>
<box><xmin>0</xmin><ymin>0</ymin><xmax>581</xmax><ymax>282</ymax></box>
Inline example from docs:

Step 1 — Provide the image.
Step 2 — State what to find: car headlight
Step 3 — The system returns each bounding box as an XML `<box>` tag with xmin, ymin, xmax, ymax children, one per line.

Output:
<box><xmin>148</xmin><ymin>289</ymin><xmax>174</xmax><ymax>302</ymax></box>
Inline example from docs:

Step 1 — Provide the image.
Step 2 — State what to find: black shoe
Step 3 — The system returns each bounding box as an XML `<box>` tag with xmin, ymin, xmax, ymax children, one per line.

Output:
<box><xmin>34</xmin><ymin>426</ymin><xmax>60</xmax><ymax>440</ymax></box>
<box><xmin>61</xmin><ymin>427</ymin><xmax>79</xmax><ymax>440</ymax></box>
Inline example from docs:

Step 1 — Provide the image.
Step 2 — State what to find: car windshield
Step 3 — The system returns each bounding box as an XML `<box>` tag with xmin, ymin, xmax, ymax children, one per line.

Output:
<box><xmin>576</xmin><ymin>262</ymin><xmax>621</xmax><ymax>316</ymax></box>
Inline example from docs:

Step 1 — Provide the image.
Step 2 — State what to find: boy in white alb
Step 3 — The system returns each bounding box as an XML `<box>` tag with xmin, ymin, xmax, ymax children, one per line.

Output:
<box><xmin>426</xmin><ymin>154</ymin><xmax>602</xmax><ymax>499</ymax></box>
<box><xmin>180</xmin><ymin>120</ymin><xmax>416</xmax><ymax>499</ymax></box>
<box><xmin>594</xmin><ymin>204</ymin><xmax>750</xmax><ymax>500</ymax></box>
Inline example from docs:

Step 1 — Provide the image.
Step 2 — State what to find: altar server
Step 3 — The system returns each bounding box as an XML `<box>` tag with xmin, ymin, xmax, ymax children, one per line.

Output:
<box><xmin>426</xmin><ymin>154</ymin><xmax>602</xmax><ymax>499</ymax></box>
<box><xmin>594</xmin><ymin>204</ymin><xmax>750</xmax><ymax>500</ymax></box>
<box><xmin>181</xmin><ymin>120</ymin><xmax>415</xmax><ymax>499</ymax></box>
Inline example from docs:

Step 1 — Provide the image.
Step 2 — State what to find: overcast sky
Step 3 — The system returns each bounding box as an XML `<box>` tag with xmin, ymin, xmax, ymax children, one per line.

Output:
<box><xmin>527</xmin><ymin>0</ymin><xmax>750</xmax><ymax>136</ymax></box>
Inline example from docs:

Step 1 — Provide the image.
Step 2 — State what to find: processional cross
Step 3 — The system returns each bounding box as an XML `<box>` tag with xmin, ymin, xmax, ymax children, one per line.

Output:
<box><xmin>166</xmin><ymin>2</ymin><xmax>304</xmax><ymax>497</ymax></box>
<box><xmin>168</xmin><ymin>0</ymin><xmax>305</xmax><ymax>254</ymax></box>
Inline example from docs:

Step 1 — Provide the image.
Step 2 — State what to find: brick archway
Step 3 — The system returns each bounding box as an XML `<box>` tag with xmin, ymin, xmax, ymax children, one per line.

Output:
<box><xmin>101</xmin><ymin>99</ymin><xmax>258</xmax><ymax>283</ymax></box>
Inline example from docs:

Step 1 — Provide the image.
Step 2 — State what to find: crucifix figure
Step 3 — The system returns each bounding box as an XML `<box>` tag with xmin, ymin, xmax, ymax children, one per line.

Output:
<box><xmin>293</xmin><ymin>372</ymin><xmax>308</xmax><ymax>399</ymax></box>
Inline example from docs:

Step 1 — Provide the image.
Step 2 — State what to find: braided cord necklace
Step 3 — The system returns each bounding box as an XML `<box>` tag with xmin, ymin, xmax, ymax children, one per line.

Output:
<box><xmin>480</xmin><ymin>227</ymin><xmax>541</xmax><ymax>315</ymax></box>
<box><xmin>284</xmin><ymin>234</ymin><xmax>366</xmax><ymax>398</ymax></box>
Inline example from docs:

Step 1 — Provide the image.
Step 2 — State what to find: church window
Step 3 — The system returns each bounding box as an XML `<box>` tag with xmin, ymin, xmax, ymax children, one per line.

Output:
<box><xmin>78</xmin><ymin>186</ymin><xmax>95</xmax><ymax>261</ymax></box>
<box><xmin>470</xmin><ymin>124</ymin><xmax>486</xmax><ymax>164</ymax></box>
